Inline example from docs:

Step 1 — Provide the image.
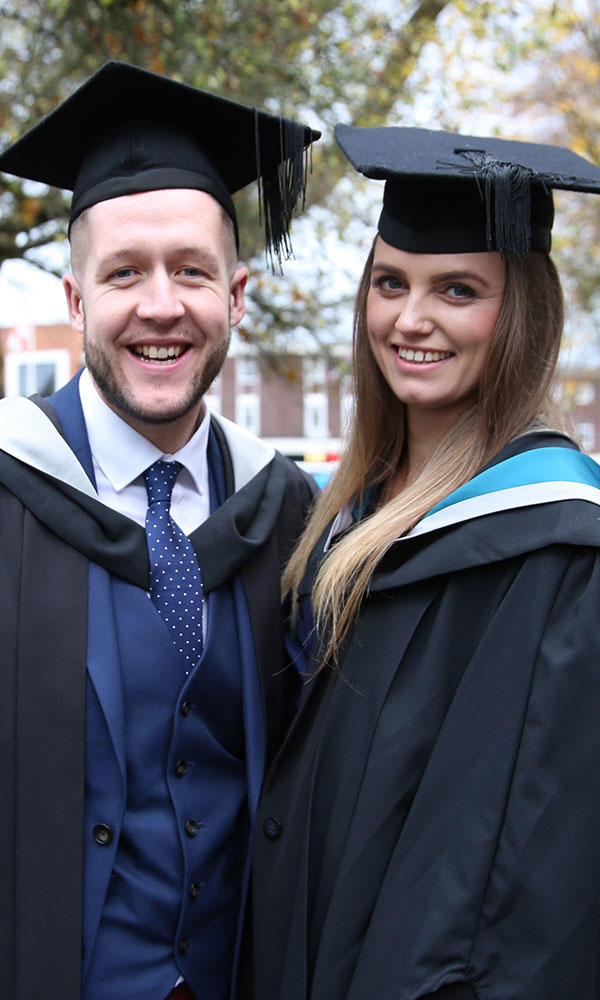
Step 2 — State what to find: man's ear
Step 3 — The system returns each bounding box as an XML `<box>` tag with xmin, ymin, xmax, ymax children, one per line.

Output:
<box><xmin>63</xmin><ymin>273</ymin><xmax>85</xmax><ymax>334</ymax></box>
<box><xmin>229</xmin><ymin>265</ymin><xmax>249</xmax><ymax>328</ymax></box>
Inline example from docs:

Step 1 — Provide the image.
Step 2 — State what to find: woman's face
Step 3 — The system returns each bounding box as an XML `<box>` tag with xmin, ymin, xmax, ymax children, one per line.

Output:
<box><xmin>366</xmin><ymin>237</ymin><xmax>506</xmax><ymax>429</ymax></box>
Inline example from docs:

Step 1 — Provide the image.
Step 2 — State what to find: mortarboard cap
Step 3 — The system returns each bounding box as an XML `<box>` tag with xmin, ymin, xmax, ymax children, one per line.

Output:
<box><xmin>0</xmin><ymin>60</ymin><xmax>320</xmax><ymax>264</ymax></box>
<box><xmin>335</xmin><ymin>124</ymin><xmax>600</xmax><ymax>255</ymax></box>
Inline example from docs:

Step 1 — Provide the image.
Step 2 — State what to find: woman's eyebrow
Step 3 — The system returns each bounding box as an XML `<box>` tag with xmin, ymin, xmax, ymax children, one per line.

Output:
<box><xmin>429</xmin><ymin>269</ymin><xmax>492</xmax><ymax>284</ymax></box>
<box><xmin>371</xmin><ymin>262</ymin><xmax>492</xmax><ymax>286</ymax></box>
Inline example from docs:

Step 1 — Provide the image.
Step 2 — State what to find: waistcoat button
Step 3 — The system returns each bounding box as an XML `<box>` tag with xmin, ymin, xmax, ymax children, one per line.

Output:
<box><xmin>180</xmin><ymin>698</ymin><xmax>192</xmax><ymax>716</ymax></box>
<box><xmin>185</xmin><ymin>819</ymin><xmax>200</xmax><ymax>837</ymax></box>
<box><xmin>178</xmin><ymin>939</ymin><xmax>189</xmax><ymax>956</ymax></box>
<box><xmin>263</xmin><ymin>817</ymin><xmax>282</xmax><ymax>841</ymax></box>
<box><xmin>189</xmin><ymin>881</ymin><xmax>202</xmax><ymax>899</ymax></box>
<box><xmin>174</xmin><ymin>760</ymin><xmax>188</xmax><ymax>778</ymax></box>
<box><xmin>93</xmin><ymin>823</ymin><xmax>113</xmax><ymax>846</ymax></box>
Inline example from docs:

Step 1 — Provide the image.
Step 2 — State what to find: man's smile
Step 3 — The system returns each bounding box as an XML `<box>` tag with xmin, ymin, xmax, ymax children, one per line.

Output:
<box><xmin>130</xmin><ymin>344</ymin><xmax>190</xmax><ymax>364</ymax></box>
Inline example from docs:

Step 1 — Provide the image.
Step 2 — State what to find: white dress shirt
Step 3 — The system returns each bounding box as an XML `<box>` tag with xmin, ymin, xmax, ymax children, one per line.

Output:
<box><xmin>79</xmin><ymin>368</ymin><xmax>211</xmax><ymax>533</ymax></box>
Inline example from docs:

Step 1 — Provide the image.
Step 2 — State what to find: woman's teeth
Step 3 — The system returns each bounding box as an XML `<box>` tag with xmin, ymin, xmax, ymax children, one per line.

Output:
<box><xmin>397</xmin><ymin>347</ymin><xmax>452</xmax><ymax>363</ymax></box>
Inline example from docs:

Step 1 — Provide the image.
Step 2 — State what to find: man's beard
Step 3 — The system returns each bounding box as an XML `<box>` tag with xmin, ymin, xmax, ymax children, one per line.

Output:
<box><xmin>83</xmin><ymin>328</ymin><xmax>230</xmax><ymax>427</ymax></box>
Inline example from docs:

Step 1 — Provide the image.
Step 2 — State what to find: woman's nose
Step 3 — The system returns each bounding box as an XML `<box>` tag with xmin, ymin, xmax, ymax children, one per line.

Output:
<box><xmin>393</xmin><ymin>292</ymin><xmax>434</xmax><ymax>336</ymax></box>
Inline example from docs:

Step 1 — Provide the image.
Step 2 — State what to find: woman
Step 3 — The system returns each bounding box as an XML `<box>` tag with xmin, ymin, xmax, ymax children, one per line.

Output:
<box><xmin>249</xmin><ymin>127</ymin><xmax>600</xmax><ymax>1000</ymax></box>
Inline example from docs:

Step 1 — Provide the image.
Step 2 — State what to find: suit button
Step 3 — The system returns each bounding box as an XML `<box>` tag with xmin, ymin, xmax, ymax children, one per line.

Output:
<box><xmin>185</xmin><ymin>819</ymin><xmax>200</xmax><ymax>837</ymax></box>
<box><xmin>180</xmin><ymin>698</ymin><xmax>192</xmax><ymax>717</ymax></box>
<box><xmin>93</xmin><ymin>823</ymin><xmax>113</xmax><ymax>846</ymax></box>
<box><xmin>178</xmin><ymin>939</ymin><xmax>189</xmax><ymax>956</ymax></box>
<box><xmin>263</xmin><ymin>817</ymin><xmax>282</xmax><ymax>841</ymax></box>
<box><xmin>174</xmin><ymin>760</ymin><xmax>188</xmax><ymax>777</ymax></box>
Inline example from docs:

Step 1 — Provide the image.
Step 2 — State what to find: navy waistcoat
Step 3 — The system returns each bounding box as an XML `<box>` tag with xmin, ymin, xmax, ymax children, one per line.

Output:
<box><xmin>84</xmin><ymin>436</ymin><xmax>250</xmax><ymax>1000</ymax></box>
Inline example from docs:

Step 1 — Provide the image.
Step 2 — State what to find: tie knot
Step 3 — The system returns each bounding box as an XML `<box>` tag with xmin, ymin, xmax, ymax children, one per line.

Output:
<box><xmin>143</xmin><ymin>460</ymin><xmax>183</xmax><ymax>506</ymax></box>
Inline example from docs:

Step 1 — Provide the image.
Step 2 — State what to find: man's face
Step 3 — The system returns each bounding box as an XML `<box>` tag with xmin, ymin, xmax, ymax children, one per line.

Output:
<box><xmin>63</xmin><ymin>188</ymin><xmax>247</xmax><ymax>452</ymax></box>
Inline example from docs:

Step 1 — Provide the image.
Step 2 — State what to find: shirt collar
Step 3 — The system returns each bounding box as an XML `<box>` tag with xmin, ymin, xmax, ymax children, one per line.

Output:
<box><xmin>79</xmin><ymin>367</ymin><xmax>209</xmax><ymax>493</ymax></box>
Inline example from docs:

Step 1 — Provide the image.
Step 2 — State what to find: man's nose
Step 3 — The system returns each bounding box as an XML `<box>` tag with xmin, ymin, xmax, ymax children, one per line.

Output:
<box><xmin>136</xmin><ymin>271</ymin><xmax>186</xmax><ymax>323</ymax></box>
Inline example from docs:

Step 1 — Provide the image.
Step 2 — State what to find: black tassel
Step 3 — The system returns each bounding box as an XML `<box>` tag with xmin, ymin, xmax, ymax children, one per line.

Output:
<box><xmin>258</xmin><ymin>115</ymin><xmax>311</xmax><ymax>271</ymax></box>
<box><xmin>440</xmin><ymin>149</ymin><xmax>538</xmax><ymax>256</ymax></box>
<box><xmin>254</xmin><ymin>108</ymin><xmax>263</xmax><ymax>229</ymax></box>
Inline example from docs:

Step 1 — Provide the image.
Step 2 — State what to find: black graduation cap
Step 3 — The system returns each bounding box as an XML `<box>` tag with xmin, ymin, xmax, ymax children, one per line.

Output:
<box><xmin>0</xmin><ymin>60</ymin><xmax>320</xmax><ymax>264</ymax></box>
<box><xmin>335</xmin><ymin>124</ymin><xmax>600</xmax><ymax>255</ymax></box>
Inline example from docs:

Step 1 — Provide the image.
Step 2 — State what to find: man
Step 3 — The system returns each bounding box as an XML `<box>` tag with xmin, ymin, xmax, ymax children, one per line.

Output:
<box><xmin>0</xmin><ymin>61</ymin><xmax>318</xmax><ymax>1000</ymax></box>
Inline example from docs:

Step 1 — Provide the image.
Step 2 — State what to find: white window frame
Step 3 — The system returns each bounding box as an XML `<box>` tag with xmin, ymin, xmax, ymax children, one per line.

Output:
<box><xmin>237</xmin><ymin>356</ymin><xmax>260</xmax><ymax>388</ymax></box>
<box><xmin>575</xmin><ymin>382</ymin><xmax>595</xmax><ymax>407</ymax></box>
<box><xmin>304</xmin><ymin>391</ymin><xmax>329</xmax><ymax>438</ymax></box>
<box><xmin>204</xmin><ymin>372</ymin><xmax>223</xmax><ymax>414</ymax></box>
<box><xmin>236</xmin><ymin>392</ymin><xmax>261</xmax><ymax>436</ymax></box>
<box><xmin>303</xmin><ymin>357</ymin><xmax>327</xmax><ymax>392</ymax></box>
<box><xmin>576</xmin><ymin>421</ymin><xmax>595</xmax><ymax>453</ymax></box>
<box><xmin>4</xmin><ymin>349</ymin><xmax>71</xmax><ymax>397</ymax></box>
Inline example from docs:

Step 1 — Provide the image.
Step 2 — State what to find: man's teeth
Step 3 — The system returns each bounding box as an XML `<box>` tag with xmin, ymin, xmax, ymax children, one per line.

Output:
<box><xmin>134</xmin><ymin>345</ymin><xmax>185</xmax><ymax>362</ymax></box>
<box><xmin>397</xmin><ymin>347</ymin><xmax>452</xmax><ymax>363</ymax></box>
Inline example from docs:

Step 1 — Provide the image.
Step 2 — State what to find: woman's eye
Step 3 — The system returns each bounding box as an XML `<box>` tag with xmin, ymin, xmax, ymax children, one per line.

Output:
<box><xmin>373</xmin><ymin>274</ymin><xmax>404</xmax><ymax>291</ymax></box>
<box><xmin>446</xmin><ymin>283</ymin><xmax>475</xmax><ymax>299</ymax></box>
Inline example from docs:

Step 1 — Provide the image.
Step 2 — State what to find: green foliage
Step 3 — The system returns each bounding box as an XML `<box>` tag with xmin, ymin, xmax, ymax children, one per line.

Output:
<box><xmin>0</xmin><ymin>0</ymin><xmax>451</xmax><ymax>298</ymax></box>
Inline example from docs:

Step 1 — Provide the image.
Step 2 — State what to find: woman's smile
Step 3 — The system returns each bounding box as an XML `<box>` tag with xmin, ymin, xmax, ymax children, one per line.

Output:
<box><xmin>394</xmin><ymin>345</ymin><xmax>454</xmax><ymax>365</ymax></box>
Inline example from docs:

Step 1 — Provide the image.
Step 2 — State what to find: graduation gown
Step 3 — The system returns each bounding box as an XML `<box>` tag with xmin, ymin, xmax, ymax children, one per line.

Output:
<box><xmin>250</xmin><ymin>431</ymin><xmax>600</xmax><ymax>1000</ymax></box>
<box><xmin>0</xmin><ymin>379</ymin><xmax>316</xmax><ymax>1000</ymax></box>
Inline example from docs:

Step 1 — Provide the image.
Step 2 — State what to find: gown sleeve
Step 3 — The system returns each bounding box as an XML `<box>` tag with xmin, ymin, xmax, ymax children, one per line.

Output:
<box><xmin>467</xmin><ymin>545</ymin><xmax>600</xmax><ymax>998</ymax></box>
<box><xmin>316</xmin><ymin>543</ymin><xmax>600</xmax><ymax>1000</ymax></box>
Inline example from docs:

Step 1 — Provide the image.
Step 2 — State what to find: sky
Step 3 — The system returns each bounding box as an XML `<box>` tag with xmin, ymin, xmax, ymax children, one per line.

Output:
<box><xmin>0</xmin><ymin>257</ymin><xmax>69</xmax><ymax>328</ymax></box>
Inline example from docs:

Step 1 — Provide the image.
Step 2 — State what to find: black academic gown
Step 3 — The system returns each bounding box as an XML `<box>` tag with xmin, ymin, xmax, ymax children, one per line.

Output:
<box><xmin>0</xmin><ymin>382</ymin><xmax>316</xmax><ymax>1000</ymax></box>
<box><xmin>250</xmin><ymin>432</ymin><xmax>600</xmax><ymax>1000</ymax></box>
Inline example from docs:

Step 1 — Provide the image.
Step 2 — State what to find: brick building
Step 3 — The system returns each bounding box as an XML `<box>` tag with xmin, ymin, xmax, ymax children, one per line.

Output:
<box><xmin>0</xmin><ymin>323</ymin><xmax>348</xmax><ymax>461</ymax></box>
<box><xmin>555</xmin><ymin>371</ymin><xmax>600</xmax><ymax>455</ymax></box>
<box><xmin>1</xmin><ymin>322</ymin><xmax>599</xmax><ymax>459</ymax></box>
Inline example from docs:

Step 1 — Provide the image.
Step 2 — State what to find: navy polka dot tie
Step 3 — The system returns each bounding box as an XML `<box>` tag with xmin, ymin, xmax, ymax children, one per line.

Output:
<box><xmin>143</xmin><ymin>460</ymin><xmax>204</xmax><ymax>669</ymax></box>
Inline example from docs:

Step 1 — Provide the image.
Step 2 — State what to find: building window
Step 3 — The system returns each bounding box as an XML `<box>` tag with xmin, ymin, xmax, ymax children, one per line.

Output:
<box><xmin>235</xmin><ymin>356</ymin><xmax>260</xmax><ymax>434</ymax></box>
<box><xmin>575</xmin><ymin>382</ymin><xmax>595</xmax><ymax>407</ymax></box>
<box><xmin>576</xmin><ymin>421</ymin><xmax>595</xmax><ymax>453</ymax></box>
<box><xmin>304</xmin><ymin>357</ymin><xmax>327</xmax><ymax>392</ymax></box>
<box><xmin>236</xmin><ymin>392</ymin><xmax>260</xmax><ymax>435</ymax></box>
<box><xmin>303</xmin><ymin>357</ymin><xmax>329</xmax><ymax>438</ymax></box>
<box><xmin>205</xmin><ymin>372</ymin><xmax>222</xmax><ymax>414</ymax></box>
<box><xmin>304</xmin><ymin>391</ymin><xmax>328</xmax><ymax>438</ymax></box>
<box><xmin>4</xmin><ymin>349</ymin><xmax>70</xmax><ymax>397</ymax></box>
<box><xmin>237</xmin><ymin>357</ymin><xmax>260</xmax><ymax>387</ymax></box>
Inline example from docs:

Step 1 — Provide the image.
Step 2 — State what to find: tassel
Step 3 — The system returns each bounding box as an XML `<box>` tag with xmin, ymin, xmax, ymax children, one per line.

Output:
<box><xmin>254</xmin><ymin>108</ymin><xmax>263</xmax><ymax>229</ymax></box>
<box><xmin>440</xmin><ymin>149</ymin><xmax>539</xmax><ymax>256</ymax></box>
<box><xmin>258</xmin><ymin>114</ymin><xmax>312</xmax><ymax>270</ymax></box>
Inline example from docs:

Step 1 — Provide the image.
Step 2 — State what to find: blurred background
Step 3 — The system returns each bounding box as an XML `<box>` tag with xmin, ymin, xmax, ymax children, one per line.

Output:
<box><xmin>2</xmin><ymin>0</ymin><xmax>600</xmax><ymax>475</ymax></box>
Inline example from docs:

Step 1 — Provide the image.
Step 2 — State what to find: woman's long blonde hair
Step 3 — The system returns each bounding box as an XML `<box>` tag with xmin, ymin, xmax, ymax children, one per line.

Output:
<box><xmin>283</xmin><ymin>241</ymin><xmax>566</xmax><ymax>660</ymax></box>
